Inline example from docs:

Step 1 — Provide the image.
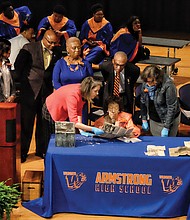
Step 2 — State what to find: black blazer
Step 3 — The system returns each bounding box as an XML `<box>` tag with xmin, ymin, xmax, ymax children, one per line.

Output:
<box><xmin>14</xmin><ymin>41</ymin><xmax>62</xmax><ymax>105</ymax></box>
<box><xmin>99</xmin><ymin>60</ymin><xmax>140</xmax><ymax>113</ymax></box>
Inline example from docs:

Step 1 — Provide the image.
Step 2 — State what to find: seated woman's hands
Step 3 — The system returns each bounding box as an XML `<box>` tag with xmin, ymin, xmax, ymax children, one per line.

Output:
<box><xmin>132</xmin><ymin>126</ymin><xmax>141</xmax><ymax>137</ymax></box>
<box><xmin>87</xmin><ymin>39</ymin><xmax>98</xmax><ymax>47</ymax></box>
<box><xmin>83</xmin><ymin>48</ymin><xmax>91</xmax><ymax>57</ymax></box>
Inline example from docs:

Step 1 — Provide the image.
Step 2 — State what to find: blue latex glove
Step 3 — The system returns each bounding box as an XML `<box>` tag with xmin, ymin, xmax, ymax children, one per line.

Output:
<box><xmin>161</xmin><ymin>128</ymin><xmax>169</xmax><ymax>137</ymax></box>
<box><xmin>91</xmin><ymin>127</ymin><xmax>104</xmax><ymax>135</ymax></box>
<box><xmin>80</xmin><ymin>130</ymin><xmax>94</xmax><ymax>137</ymax></box>
<box><xmin>142</xmin><ymin>121</ymin><xmax>149</xmax><ymax>131</ymax></box>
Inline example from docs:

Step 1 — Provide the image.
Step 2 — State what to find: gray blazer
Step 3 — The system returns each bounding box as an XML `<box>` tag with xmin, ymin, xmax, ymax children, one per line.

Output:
<box><xmin>0</xmin><ymin>67</ymin><xmax>16</xmax><ymax>102</ymax></box>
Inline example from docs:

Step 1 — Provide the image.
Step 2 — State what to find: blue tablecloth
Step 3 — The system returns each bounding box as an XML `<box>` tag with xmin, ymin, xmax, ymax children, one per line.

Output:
<box><xmin>23</xmin><ymin>135</ymin><xmax>190</xmax><ymax>218</ymax></box>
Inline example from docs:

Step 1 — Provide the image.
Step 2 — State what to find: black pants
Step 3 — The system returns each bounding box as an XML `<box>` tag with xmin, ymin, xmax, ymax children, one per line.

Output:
<box><xmin>21</xmin><ymin>95</ymin><xmax>45</xmax><ymax>156</ymax></box>
<box><xmin>124</xmin><ymin>62</ymin><xmax>140</xmax><ymax>114</ymax></box>
<box><xmin>42</xmin><ymin>103</ymin><xmax>55</xmax><ymax>153</ymax></box>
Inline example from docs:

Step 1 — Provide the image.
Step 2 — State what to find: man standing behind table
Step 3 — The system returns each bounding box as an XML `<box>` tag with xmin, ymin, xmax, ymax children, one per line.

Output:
<box><xmin>0</xmin><ymin>1</ymin><xmax>31</xmax><ymax>39</ymax></box>
<box><xmin>93</xmin><ymin>51</ymin><xmax>140</xmax><ymax>114</ymax></box>
<box><xmin>14</xmin><ymin>30</ymin><xmax>62</xmax><ymax>163</ymax></box>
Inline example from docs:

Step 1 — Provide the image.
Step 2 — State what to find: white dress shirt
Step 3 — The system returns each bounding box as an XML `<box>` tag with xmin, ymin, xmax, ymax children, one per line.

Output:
<box><xmin>9</xmin><ymin>34</ymin><xmax>29</xmax><ymax>70</ymax></box>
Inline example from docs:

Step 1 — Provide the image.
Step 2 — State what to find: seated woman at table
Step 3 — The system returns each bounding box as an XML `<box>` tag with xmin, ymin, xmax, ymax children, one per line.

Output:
<box><xmin>79</xmin><ymin>3</ymin><xmax>113</xmax><ymax>64</ymax></box>
<box><xmin>53</xmin><ymin>37</ymin><xmax>93</xmax><ymax>89</ymax></box>
<box><xmin>0</xmin><ymin>38</ymin><xmax>16</xmax><ymax>103</ymax></box>
<box><xmin>42</xmin><ymin>76</ymin><xmax>104</xmax><ymax>151</ymax></box>
<box><xmin>140</xmin><ymin>65</ymin><xmax>180</xmax><ymax>137</ymax></box>
<box><xmin>94</xmin><ymin>96</ymin><xmax>141</xmax><ymax>137</ymax></box>
<box><xmin>110</xmin><ymin>16</ymin><xmax>150</xmax><ymax>63</ymax></box>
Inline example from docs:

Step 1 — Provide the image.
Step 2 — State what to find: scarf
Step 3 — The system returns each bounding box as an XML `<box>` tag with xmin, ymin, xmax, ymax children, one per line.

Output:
<box><xmin>145</xmin><ymin>84</ymin><xmax>156</xmax><ymax>100</ymax></box>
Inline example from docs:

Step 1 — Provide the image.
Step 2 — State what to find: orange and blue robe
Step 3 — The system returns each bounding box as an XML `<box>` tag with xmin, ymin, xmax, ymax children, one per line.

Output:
<box><xmin>37</xmin><ymin>15</ymin><xmax>77</xmax><ymax>48</ymax></box>
<box><xmin>110</xmin><ymin>28</ymin><xmax>139</xmax><ymax>62</ymax></box>
<box><xmin>0</xmin><ymin>6</ymin><xmax>31</xmax><ymax>39</ymax></box>
<box><xmin>79</xmin><ymin>17</ymin><xmax>113</xmax><ymax>64</ymax></box>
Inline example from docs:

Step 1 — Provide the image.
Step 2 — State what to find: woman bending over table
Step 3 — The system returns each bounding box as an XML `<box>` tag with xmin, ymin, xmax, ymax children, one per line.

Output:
<box><xmin>42</xmin><ymin>77</ymin><xmax>104</xmax><ymax>151</ymax></box>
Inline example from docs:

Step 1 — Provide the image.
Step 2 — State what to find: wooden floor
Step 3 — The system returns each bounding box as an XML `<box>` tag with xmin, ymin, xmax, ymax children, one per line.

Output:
<box><xmin>11</xmin><ymin>44</ymin><xmax>190</xmax><ymax>220</ymax></box>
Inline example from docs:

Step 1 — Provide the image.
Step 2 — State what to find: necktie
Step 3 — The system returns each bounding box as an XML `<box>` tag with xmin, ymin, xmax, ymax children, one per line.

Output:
<box><xmin>43</xmin><ymin>48</ymin><xmax>51</xmax><ymax>70</ymax></box>
<box><xmin>113</xmin><ymin>73</ymin><xmax>120</xmax><ymax>96</ymax></box>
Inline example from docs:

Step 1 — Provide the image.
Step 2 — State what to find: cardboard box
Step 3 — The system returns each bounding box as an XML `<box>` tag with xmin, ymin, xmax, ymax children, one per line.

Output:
<box><xmin>22</xmin><ymin>170</ymin><xmax>43</xmax><ymax>201</ymax></box>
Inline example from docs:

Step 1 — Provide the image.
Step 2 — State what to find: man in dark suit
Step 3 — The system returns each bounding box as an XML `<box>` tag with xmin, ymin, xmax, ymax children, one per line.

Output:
<box><xmin>15</xmin><ymin>30</ymin><xmax>62</xmax><ymax>162</ymax></box>
<box><xmin>99</xmin><ymin>51</ymin><xmax>140</xmax><ymax>114</ymax></box>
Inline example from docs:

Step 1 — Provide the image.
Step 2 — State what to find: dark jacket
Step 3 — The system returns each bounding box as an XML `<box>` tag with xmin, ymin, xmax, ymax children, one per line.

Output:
<box><xmin>140</xmin><ymin>74</ymin><xmax>180</xmax><ymax>129</ymax></box>
<box><xmin>14</xmin><ymin>41</ymin><xmax>62</xmax><ymax>105</ymax></box>
<box><xmin>100</xmin><ymin>60</ymin><xmax>140</xmax><ymax>113</ymax></box>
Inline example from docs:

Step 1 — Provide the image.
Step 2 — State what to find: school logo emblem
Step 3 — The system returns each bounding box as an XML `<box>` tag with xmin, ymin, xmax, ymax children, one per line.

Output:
<box><xmin>159</xmin><ymin>175</ymin><xmax>182</xmax><ymax>194</ymax></box>
<box><xmin>63</xmin><ymin>171</ymin><xmax>87</xmax><ymax>191</ymax></box>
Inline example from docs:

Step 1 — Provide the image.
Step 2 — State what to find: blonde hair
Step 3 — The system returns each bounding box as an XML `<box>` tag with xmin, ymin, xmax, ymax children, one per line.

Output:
<box><xmin>81</xmin><ymin>77</ymin><xmax>102</xmax><ymax>102</ymax></box>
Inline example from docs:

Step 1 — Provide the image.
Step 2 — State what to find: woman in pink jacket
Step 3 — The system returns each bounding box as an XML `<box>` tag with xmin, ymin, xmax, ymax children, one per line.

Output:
<box><xmin>42</xmin><ymin>77</ymin><xmax>104</xmax><ymax>152</ymax></box>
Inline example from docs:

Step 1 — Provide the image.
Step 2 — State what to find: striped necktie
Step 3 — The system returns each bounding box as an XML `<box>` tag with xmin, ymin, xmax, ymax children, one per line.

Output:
<box><xmin>113</xmin><ymin>73</ymin><xmax>120</xmax><ymax>96</ymax></box>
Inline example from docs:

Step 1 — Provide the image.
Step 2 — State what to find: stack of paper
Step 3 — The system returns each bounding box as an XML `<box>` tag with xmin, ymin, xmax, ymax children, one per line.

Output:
<box><xmin>117</xmin><ymin>137</ymin><xmax>142</xmax><ymax>143</ymax></box>
<box><xmin>144</xmin><ymin>145</ymin><xmax>166</xmax><ymax>156</ymax></box>
<box><xmin>169</xmin><ymin>140</ymin><xmax>190</xmax><ymax>157</ymax></box>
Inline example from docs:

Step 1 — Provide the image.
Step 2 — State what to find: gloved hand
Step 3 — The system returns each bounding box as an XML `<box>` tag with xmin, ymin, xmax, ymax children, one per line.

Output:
<box><xmin>142</xmin><ymin>121</ymin><xmax>149</xmax><ymax>131</ymax></box>
<box><xmin>161</xmin><ymin>127</ymin><xmax>169</xmax><ymax>137</ymax></box>
<box><xmin>91</xmin><ymin>127</ymin><xmax>104</xmax><ymax>135</ymax></box>
<box><xmin>80</xmin><ymin>130</ymin><xmax>94</xmax><ymax>137</ymax></box>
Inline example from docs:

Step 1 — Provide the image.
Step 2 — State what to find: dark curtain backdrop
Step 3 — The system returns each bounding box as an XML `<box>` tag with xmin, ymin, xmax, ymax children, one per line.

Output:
<box><xmin>11</xmin><ymin>0</ymin><xmax>190</xmax><ymax>38</ymax></box>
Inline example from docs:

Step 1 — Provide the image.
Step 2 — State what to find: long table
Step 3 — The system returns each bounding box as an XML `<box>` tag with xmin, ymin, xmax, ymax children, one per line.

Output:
<box><xmin>138</xmin><ymin>56</ymin><xmax>181</xmax><ymax>66</ymax></box>
<box><xmin>23</xmin><ymin>135</ymin><xmax>190</xmax><ymax>218</ymax></box>
<box><xmin>142</xmin><ymin>36</ymin><xmax>190</xmax><ymax>57</ymax></box>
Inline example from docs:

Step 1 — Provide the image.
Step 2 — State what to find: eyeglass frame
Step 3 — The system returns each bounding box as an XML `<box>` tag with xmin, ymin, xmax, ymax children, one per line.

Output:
<box><xmin>44</xmin><ymin>37</ymin><xmax>57</xmax><ymax>45</ymax></box>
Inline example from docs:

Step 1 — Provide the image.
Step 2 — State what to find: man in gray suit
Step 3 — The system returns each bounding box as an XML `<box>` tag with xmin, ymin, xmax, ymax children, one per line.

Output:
<box><xmin>15</xmin><ymin>30</ymin><xmax>62</xmax><ymax>162</ymax></box>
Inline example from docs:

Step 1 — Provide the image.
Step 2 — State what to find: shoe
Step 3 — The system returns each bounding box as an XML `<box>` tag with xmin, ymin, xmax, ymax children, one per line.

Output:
<box><xmin>21</xmin><ymin>154</ymin><xmax>28</xmax><ymax>163</ymax></box>
<box><xmin>35</xmin><ymin>152</ymin><xmax>45</xmax><ymax>159</ymax></box>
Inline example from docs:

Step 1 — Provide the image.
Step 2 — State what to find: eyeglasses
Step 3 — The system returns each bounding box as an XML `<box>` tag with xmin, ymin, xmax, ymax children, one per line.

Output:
<box><xmin>146</xmin><ymin>78</ymin><xmax>156</xmax><ymax>83</ymax></box>
<box><xmin>70</xmin><ymin>46</ymin><xmax>81</xmax><ymax>50</ymax></box>
<box><xmin>108</xmin><ymin>107</ymin><xmax>119</xmax><ymax>112</ymax></box>
<box><xmin>113</xmin><ymin>61</ymin><xmax>126</xmax><ymax>68</ymax></box>
<box><xmin>45</xmin><ymin>37</ymin><xmax>56</xmax><ymax>45</ymax></box>
<box><xmin>146</xmin><ymin>79</ymin><xmax>157</xmax><ymax>85</ymax></box>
